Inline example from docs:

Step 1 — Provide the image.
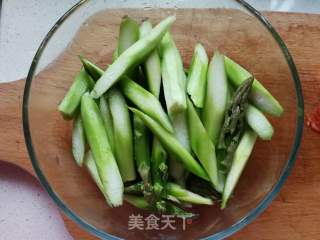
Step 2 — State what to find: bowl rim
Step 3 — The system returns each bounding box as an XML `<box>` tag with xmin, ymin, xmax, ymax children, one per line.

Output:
<box><xmin>22</xmin><ymin>0</ymin><xmax>304</xmax><ymax>239</ymax></box>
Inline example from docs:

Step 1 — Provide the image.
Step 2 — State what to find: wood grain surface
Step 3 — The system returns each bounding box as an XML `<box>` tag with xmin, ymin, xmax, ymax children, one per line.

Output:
<box><xmin>0</xmin><ymin>10</ymin><xmax>319</xmax><ymax>240</ymax></box>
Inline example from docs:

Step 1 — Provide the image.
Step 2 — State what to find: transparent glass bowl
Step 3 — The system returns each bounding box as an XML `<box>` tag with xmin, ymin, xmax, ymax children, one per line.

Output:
<box><xmin>23</xmin><ymin>0</ymin><xmax>304</xmax><ymax>239</ymax></box>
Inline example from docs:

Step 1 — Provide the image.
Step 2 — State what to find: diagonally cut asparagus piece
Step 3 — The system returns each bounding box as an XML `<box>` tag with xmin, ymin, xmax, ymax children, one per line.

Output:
<box><xmin>187</xmin><ymin>43</ymin><xmax>209</xmax><ymax>108</ymax></box>
<box><xmin>221</xmin><ymin>129</ymin><xmax>257</xmax><ymax>209</ymax></box>
<box><xmin>72</xmin><ymin>114</ymin><xmax>86</xmax><ymax>166</ymax></box>
<box><xmin>81</xmin><ymin>93</ymin><xmax>123</xmax><ymax>207</ymax></box>
<box><xmin>224</xmin><ymin>55</ymin><xmax>283</xmax><ymax>117</ymax></box>
<box><xmin>91</xmin><ymin>16</ymin><xmax>176</xmax><ymax>98</ymax></box>
<box><xmin>246</xmin><ymin>104</ymin><xmax>274</xmax><ymax>140</ymax></box>
<box><xmin>202</xmin><ymin>50</ymin><xmax>228</xmax><ymax>145</ymax></box>
<box><xmin>187</xmin><ymin>98</ymin><xmax>220</xmax><ymax>192</ymax></box>
<box><xmin>58</xmin><ymin>68</ymin><xmax>94</xmax><ymax>118</ymax></box>
<box><xmin>108</xmin><ymin>88</ymin><xmax>136</xmax><ymax>182</ymax></box>
<box><xmin>129</xmin><ymin>108</ymin><xmax>209</xmax><ymax>181</ymax></box>
<box><xmin>80</xmin><ymin>57</ymin><xmax>174</xmax><ymax>133</ymax></box>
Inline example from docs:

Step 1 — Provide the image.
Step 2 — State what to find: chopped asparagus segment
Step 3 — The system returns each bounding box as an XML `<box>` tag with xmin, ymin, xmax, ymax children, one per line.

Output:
<box><xmin>166</xmin><ymin>182</ymin><xmax>213</xmax><ymax>205</ymax></box>
<box><xmin>130</xmin><ymin>108</ymin><xmax>209</xmax><ymax>181</ymax></box>
<box><xmin>108</xmin><ymin>89</ymin><xmax>136</xmax><ymax>182</ymax></box>
<box><xmin>187</xmin><ymin>98</ymin><xmax>220</xmax><ymax>192</ymax></box>
<box><xmin>161</xmin><ymin>32</ymin><xmax>187</xmax><ymax>113</ymax></box>
<box><xmin>140</xmin><ymin>20</ymin><xmax>162</xmax><ymax>98</ymax></box>
<box><xmin>202</xmin><ymin>50</ymin><xmax>228</xmax><ymax>144</ymax></box>
<box><xmin>187</xmin><ymin>43</ymin><xmax>209</xmax><ymax>108</ymax></box>
<box><xmin>124</xmin><ymin>195</ymin><xmax>150</xmax><ymax>210</ymax></box>
<box><xmin>58</xmin><ymin>68</ymin><xmax>94</xmax><ymax>118</ymax></box>
<box><xmin>246</xmin><ymin>104</ymin><xmax>274</xmax><ymax>140</ymax></box>
<box><xmin>221</xmin><ymin>129</ymin><xmax>257</xmax><ymax>209</ymax></box>
<box><xmin>224</xmin><ymin>56</ymin><xmax>283</xmax><ymax>117</ymax></box>
<box><xmin>91</xmin><ymin>16</ymin><xmax>176</xmax><ymax>98</ymax></box>
<box><xmin>118</xmin><ymin>16</ymin><xmax>140</xmax><ymax>55</ymax></box>
<box><xmin>84</xmin><ymin>151</ymin><xmax>111</xmax><ymax>205</ymax></box>
<box><xmin>80</xmin><ymin>57</ymin><xmax>173</xmax><ymax>133</ymax></box>
<box><xmin>99</xmin><ymin>96</ymin><xmax>114</xmax><ymax>152</ymax></box>
<box><xmin>72</xmin><ymin>114</ymin><xmax>86</xmax><ymax>166</ymax></box>
<box><xmin>81</xmin><ymin>93</ymin><xmax>123</xmax><ymax>207</ymax></box>
<box><xmin>120</xmin><ymin>76</ymin><xmax>173</xmax><ymax>133</ymax></box>
<box><xmin>133</xmin><ymin>114</ymin><xmax>151</xmax><ymax>186</ymax></box>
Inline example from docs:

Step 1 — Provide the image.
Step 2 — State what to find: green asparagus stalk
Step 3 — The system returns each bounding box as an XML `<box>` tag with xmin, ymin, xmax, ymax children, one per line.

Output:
<box><xmin>218</xmin><ymin>77</ymin><xmax>254</xmax><ymax>170</ymax></box>
<box><xmin>221</xmin><ymin>129</ymin><xmax>258</xmax><ymax>209</ymax></box>
<box><xmin>151</xmin><ymin>139</ymin><xmax>168</xmax><ymax>197</ymax></box>
<box><xmin>169</xmin><ymin>111</ymin><xmax>190</xmax><ymax>186</ymax></box>
<box><xmin>80</xmin><ymin>57</ymin><xmax>173</xmax><ymax>133</ymax></box>
<box><xmin>91</xmin><ymin>16</ymin><xmax>176</xmax><ymax>98</ymax></box>
<box><xmin>246</xmin><ymin>104</ymin><xmax>274</xmax><ymax>140</ymax></box>
<box><xmin>186</xmin><ymin>98</ymin><xmax>220</xmax><ymax>192</ymax></box>
<box><xmin>187</xmin><ymin>43</ymin><xmax>209</xmax><ymax>108</ymax></box>
<box><xmin>139</xmin><ymin>19</ymin><xmax>162</xmax><ymax>97</ymax></box>
<box><xmin>84</xmin><ymin>150</ymin><xmax>112</xmax><ymax>204</ymax></box>
<box><xmin>161</xmin><ymin>32</ymin><xmax>190</xmax><ymax>184</ymax></box>
<box><xmin>81</xmin><ymin>93</ymin><xmax>123</xmax><ymax>207</ymax></box>
<box><xmin>120</xmin><ymin>76</ymin><xmax>173</xmax><ymax>132</ymax></box>
<box><xmin>124</xmin><ymin>195</ymin><xmax>150</xmax><ymax>210</ymax></box>
<box><xmin>202</xmin><ymin>50</ymin><xmax>229</xmax><ymax>144</ymax></box>
<box><xmin>108</xmin><ymin>88</ymin><xmax>136</xmax><ymax>182</ymax></box>
<box><xmin>72</xmin><ymin>114</ymin><xmax>86</xmax><ymax>166</ymax></box>
<box><xmin>224</xmin><ymin>56</ymin><xmax>283</xmax><ymax>117</ymax></box>
<box><xmin>133</xmin><ymin>114</ymin><xmax>151</xmax><ymax>186</ymax></box>
<box><xmin>124</xmin><ymin>182</ymin><xmax>181</xmax><ymax>204</ymax></box>
<box><xmin>118</xmin><ymin>16</ymin><xmax>140</xmax><ymax>55</ymax></box>
<box><xmin>166</xmin><ymin>182</ymin><xmax>213</xmax><ymax>205</ymax></box>
<box><xmin>161</xmin><ymin>32</ymin><xmax>187</xmax><ymax>112</ymax></box>
<box><xmin>58</xmin><ymin>68</ymin><xmax>94</xmax><ymax>118</ymax></box>
<box><xmin>129</xmin><ymin>108</ymin><xmax>209</xmax><ymax>181</ymax></box>
<box><xmin>99</xmin><ymin>96</ymin><xmax>114</xmax><ymax>152</ymax></box>
<box><xmin>140</xmin><ymin>20</ymin><xmax>168</xmax><ymax>201</ymax></box>
<box><xmin>165</xmin><ymin>202</ymin><xmax>195</xmax><ymax>218</ymax></box>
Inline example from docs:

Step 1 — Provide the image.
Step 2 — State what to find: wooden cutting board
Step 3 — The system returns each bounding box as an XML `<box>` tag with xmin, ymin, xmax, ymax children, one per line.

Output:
<box><xmin>0</xmin><ymin>11</ymin><xmax>319</xmax><ymax>239</ymax></box>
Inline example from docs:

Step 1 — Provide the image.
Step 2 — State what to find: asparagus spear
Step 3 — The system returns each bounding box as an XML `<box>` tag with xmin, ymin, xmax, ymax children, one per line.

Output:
<box><xmin>166</xmin><ymin>182</ymin><xmax>213</xmax><ymax>205</ymax></box>
<box><xmin>120</xmin><ymin>76</ymin><xmax>173</xmax><ymax>132</ymax></box>
<box><xmin>130</xmin><ymin>108</ymin><xmax>209</xmax><ymax>181</ymax></box>
<box><xmin>58</xmin><ymin>68</ymin><xmax>94</xmax><ymax>118</ymax></box>
<box><xmin>124</xmin><ymin>195</ymin><xmax>150</xmax><ymax>210</ymax></box>
<box><xmin>91</xmin><ymin>16</ymin><xmax>176</xmax><ymax>98</ymax></box>
<box><xmin>108</xmin><ymin>88</ymin><xmax>136</xmax><ymax>182</ymax></box>
<box><xmin>151</xmin><ymin>139</ymin><xmax>168</xmax><ymax>197</ymax></box>
<box><xmin>80</xmin><ymin>57</ymin><xmax>173</xmax><ymax>133</ymax></box>
<box><xmin>72</xmin><ymin>114</ymin><xmax>86</xmax><ymax>166</ymax></box>
<box><xmin>133</xmin><ymin>114</ymin><xmax>151</xmax><ymax>186</ymax></box>
<box><xmin>139</xmin><ymin>20</ymin><xmax>169</xmax><ymax>202</ymax></box>
<box><xmin>202</xmin><ymin>50</ymin><xmax>228</xmax><ymax>144</ymax></box>
<box><xmin>81</xmin><ymin>93</ymin><xmax>123</xmax><ymax>207</ymax></box>
<box><xmin>186</xmin><ymin>98</ymin><xmax>220</xmax><ymax>192</ymax></box>
<box><xmin>118</xmin><ymin>16</ymin><xmax>139</xmax><ymax>55</ymax></box>
<box><xmin>139</xmin><ymin>19</ymin><xmax>162</xmax><ymax>97</ymax></box>
<box><xmin>224</xmin><ymin>56</ymin><xmax>283</xmax><ymax>117</ymax></box>
<box><xmin>99</xmin><ymin>96</ymin><xmax>114</xmax><ymax>151</ymax></box>
<box><xmin>125</xmin><ymin>181</ymin><xmax>212</xmax><ymax>205</ymax></box>
<box><xmin>218</xmin><ymin>77</ymin><xmax>254</xmax><ymax>170</ymax></box>
<box><xmin>161</xmin><ymin>32</ymin><xmax>187</xmax><ymax>113</ymax></box>
<box><xmin>124</xmin><ymin>195</ymin><xmax>194</xmax><ymax>217</ymax></box>
<box><xmin>161</xmin><ymin>32</ymin><xmax>190</xmax><ymax>184</ymax></box>
<box><xmin>246</xmin><ymin>104</ymin><xmax>274</xmax><ymax>140</ymax></box>
<box><xmin>221</xmin><ymin>129</ymin><xmax>258</xmax><ymax>209</ymax></box>
<box><xmin>84</xmin><ymin>150</ymin><xmax>112</xmax><ymax>205</ymax></box>
<box><xmin>187</xmin><ymin>43</ymin><xmax>209</xmax><ymax>108</ymax></box>
<box><xmin>169</xmin><ymin>111</ymin><xmax>190</xmax><ymax>186</ymax></box>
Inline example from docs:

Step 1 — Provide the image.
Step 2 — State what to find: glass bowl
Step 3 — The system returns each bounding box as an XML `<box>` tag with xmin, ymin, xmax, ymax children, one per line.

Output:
<box><xmin>23</xmin><ymin>0</ymin><xmax>304</xmax><ymax>239</ymax></box>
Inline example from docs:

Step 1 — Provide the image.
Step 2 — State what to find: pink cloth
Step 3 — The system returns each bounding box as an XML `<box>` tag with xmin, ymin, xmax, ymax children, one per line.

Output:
<box><xmin>0</xmin><ymin>161</ymin><xmax>73</xmax><ymax>240</ymax></box>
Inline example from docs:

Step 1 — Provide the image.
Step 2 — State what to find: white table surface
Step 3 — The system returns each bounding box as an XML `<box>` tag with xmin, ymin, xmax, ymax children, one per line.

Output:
<box><xmin>0</xmin><ymin>1</ymin><xmax>319</xmax><ymax>239</ymax></box>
